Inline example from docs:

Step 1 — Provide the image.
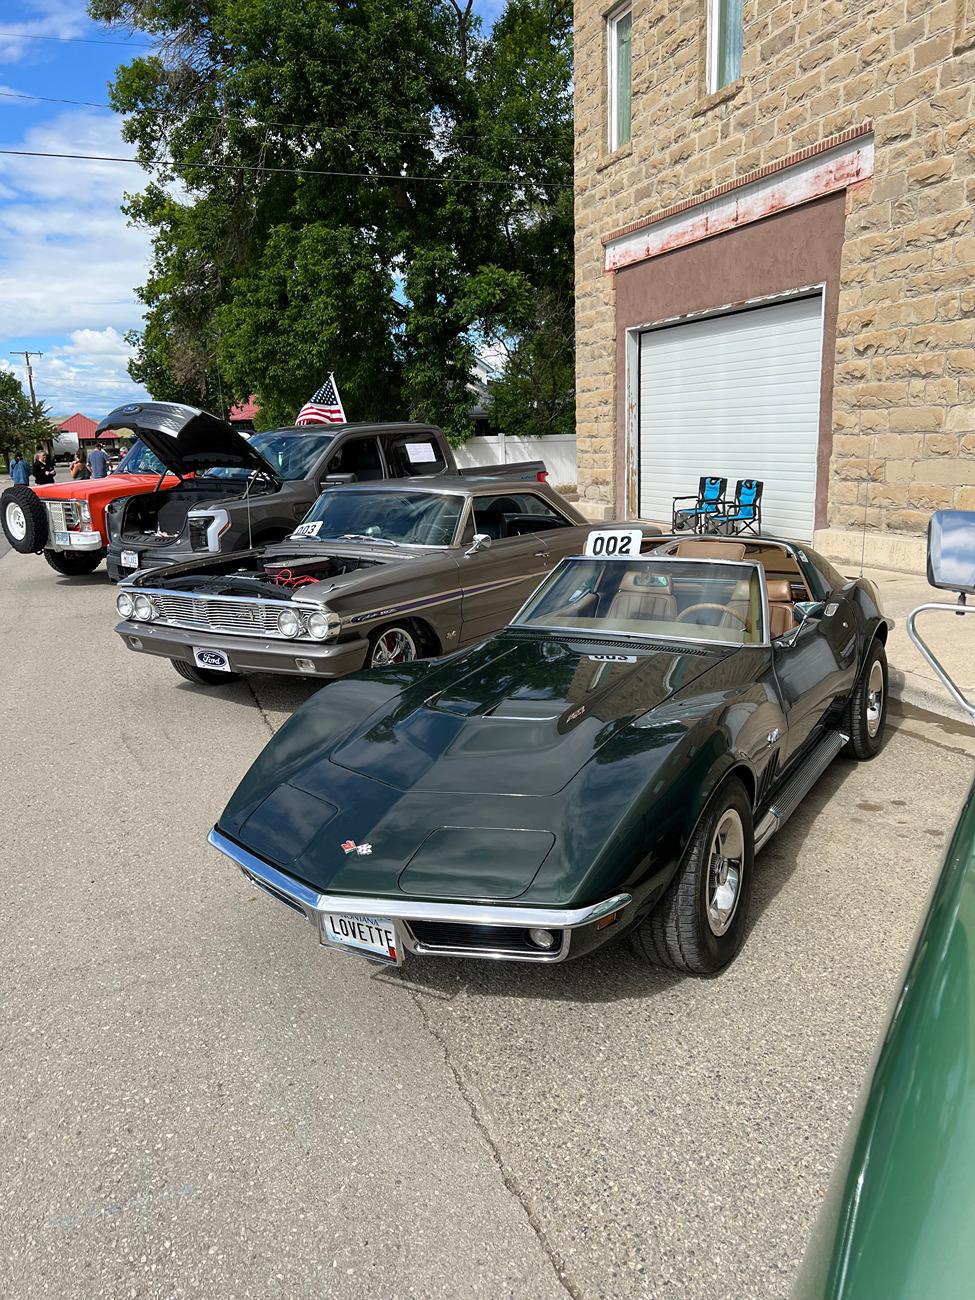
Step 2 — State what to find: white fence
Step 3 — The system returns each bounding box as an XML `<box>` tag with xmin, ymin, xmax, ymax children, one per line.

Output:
<box><xmin>454</xmin><ymin>434</ymin><xmax>576</xmax><ymax>487</ymax></box>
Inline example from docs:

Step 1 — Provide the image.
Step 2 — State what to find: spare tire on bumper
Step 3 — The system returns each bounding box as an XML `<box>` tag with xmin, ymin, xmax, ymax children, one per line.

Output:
<box><xmin>1</xmin><ymin>486</ymin><xmax>48</xmax><ymax>553</ymax></box>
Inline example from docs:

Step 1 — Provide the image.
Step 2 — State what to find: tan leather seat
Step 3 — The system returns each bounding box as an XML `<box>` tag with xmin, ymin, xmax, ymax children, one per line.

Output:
<box><xmin>673</xmin><ymin>539</ymin><xmax>747</xmax><ymax>560</ymax></box>
<box><xmin>607</xmin><ymin>572</ymin><xmax>677</xmax><ymax>623</ymax></box>
<box><xmin>766</xmin><ymin>578</ymin><xmax>795</xmax><ymax>637</ymax></box>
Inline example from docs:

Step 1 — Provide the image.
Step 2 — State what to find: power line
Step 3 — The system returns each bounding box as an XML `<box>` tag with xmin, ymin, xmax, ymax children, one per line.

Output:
<box><xmin>0</xmin><ymin>28</ymin><xmax>155</xmax><ymax>49</ymax></box>
<box><xmin>0</xmin><ymin>146</ymin><xmax>522</xmax><ymax>185</ymax></box>
<box><xmin>0</xmin><ymin>88</ymin><xmax>568</xmax><ymax>146</ymax></box>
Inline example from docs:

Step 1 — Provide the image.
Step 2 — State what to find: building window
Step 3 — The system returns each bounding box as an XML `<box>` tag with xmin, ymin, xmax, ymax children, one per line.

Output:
<box><xmin>607</xmin><ymin>4</ymin><xmax>632</xmax><ymax>151</ymax></box>
<box><xmin>706</xmin><ymin>0</ymin><xmax>743</xmax><ymax>93</ymax></box>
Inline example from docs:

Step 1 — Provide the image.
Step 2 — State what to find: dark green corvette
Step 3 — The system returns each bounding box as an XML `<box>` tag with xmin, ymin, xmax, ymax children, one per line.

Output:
<box><xmin>209</xmin><ymin>532</ymin><xmax>893</xmax><ymax>971</ymax></box>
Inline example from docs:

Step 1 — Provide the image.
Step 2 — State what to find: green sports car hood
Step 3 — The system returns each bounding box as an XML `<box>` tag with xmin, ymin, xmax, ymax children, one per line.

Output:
<box><xmin>217</xmin><ymin>633</ymin><xmax>734</xmax><ymax>901</ymax></box>
<box><xmin>328</xmin><ymin>633</ymin><xmax>723</xmax><ymax>795</ymax></box>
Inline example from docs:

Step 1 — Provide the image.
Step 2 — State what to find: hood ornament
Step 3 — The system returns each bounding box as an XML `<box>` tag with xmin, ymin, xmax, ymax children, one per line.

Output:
<box><xmin>341</xmin><ymin>840</ymin><xmax>373</xmax><ymax>856</ymax></box>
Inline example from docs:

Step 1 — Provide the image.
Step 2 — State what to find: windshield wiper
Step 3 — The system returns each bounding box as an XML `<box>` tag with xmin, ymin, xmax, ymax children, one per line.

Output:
<box><xmin>338</xmin><ymin>533</ymin><xmax>399</xmax><ymax>546</ymax></box>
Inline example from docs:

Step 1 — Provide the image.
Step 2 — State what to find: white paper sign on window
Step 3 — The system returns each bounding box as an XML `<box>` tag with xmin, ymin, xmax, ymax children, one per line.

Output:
<box><xmin>292</xmin><ymin>520</ymin><xmax>322</xmax><ymax>538</ymax></box>
<box><xmin>405</xmin><ymin>442</ymin><xmax>438</xmax><ymax>464</ymax></box>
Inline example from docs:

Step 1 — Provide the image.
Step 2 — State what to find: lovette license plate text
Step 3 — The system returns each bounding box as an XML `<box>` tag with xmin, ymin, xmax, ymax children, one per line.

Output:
<box><xmin>323</xmin><ymin>913</ymin><xmax>400</xmax><ymax>963</ymax></box>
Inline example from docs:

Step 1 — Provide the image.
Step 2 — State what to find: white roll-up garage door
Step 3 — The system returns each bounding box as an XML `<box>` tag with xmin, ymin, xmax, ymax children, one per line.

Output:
<box><xmin>638</xmin><ymin>294</ymin><xmax>824</xmax><ymax>540</ymax></box>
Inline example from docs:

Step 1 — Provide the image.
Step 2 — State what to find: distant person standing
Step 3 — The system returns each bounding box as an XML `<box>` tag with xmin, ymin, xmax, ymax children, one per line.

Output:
<box><xmin>87</xmin><ymin>442</ymin><xmax>109</xmax><ymax>478</ymax></box>
<box><xmin>31</xmin><ymin>446</ymin><xmax>54</xmax><ymax>484</ymax></box>
<box><xmin>70</xmin><ymin>449</ymin><xmax>90</xmax><ymax>480</ymax></box>
<box><xmin>9</xmin><ymin>452</ymin><xmax>29</xmax><ymax>485</ymax></box>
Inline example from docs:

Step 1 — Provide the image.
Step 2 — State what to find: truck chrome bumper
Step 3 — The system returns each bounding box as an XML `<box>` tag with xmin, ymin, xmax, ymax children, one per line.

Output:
<box><xmin>49</xmin><ymin>529</ymin><xmax>103</xmax><ymax>552</ymax></box>
<box><xmin>208</xmin><ymin>828</ymin><xmax>631</xmax><ymax>964</ymax></box>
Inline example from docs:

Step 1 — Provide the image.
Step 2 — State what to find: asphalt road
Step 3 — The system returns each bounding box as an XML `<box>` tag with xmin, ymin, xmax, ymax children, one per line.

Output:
<box><xmin>2</xmin><ymin>549</ymin><xmax>974</xmax><ymax>1300</ymax></box>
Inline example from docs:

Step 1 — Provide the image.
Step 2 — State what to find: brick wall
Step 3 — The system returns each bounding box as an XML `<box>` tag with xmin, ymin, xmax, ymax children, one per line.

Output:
<box><xmin>574</xmin><ymin>0</ymin><xmax>975</xmax><ymax>546</ymax></box>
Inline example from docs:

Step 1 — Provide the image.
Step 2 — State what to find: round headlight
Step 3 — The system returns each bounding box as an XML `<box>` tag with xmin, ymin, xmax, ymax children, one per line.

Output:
<box><xmin>277</xmin><ymin>608</ymin><xmax>302</xmax><ymax>639</ymax></box>
<box><xmin>116</xmin><ymin>591</ymin><xmax>134</xmax><ymax>618</ymax></box>
<box><xmin>133</xmin><ymin>594</ymin><xmax>156</xmax><ymax>622</ymax></box>
<box><xmin>306</xmin><ymin>609</ymin><xmax>339</xmax><ymax>641</ymax></box>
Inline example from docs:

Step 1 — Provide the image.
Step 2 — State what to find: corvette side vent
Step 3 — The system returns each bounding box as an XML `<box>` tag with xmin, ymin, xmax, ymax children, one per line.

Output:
<box><xmin>560</xmin><ymin>636</ymin><xmax>713</xmax><ymax>657</ymax></box>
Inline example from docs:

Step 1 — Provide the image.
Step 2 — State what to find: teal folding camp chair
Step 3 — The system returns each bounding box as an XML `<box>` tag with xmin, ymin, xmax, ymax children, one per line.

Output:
<box><xmin>671</xmin><ymin>477</ymin><xmax>727</xmax><ymax>533</ymax></box>
<box><xmin>707</xmin><ymin>479</ymin><xmax>764</xmax><ymax>536</ymax></box>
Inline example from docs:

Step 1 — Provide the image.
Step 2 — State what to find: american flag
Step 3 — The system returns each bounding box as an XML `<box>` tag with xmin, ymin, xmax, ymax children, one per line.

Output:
<box><xmin>295</xmin><ymin>374</ymin><xmax>346</xmax><ymax>425</ymax></box>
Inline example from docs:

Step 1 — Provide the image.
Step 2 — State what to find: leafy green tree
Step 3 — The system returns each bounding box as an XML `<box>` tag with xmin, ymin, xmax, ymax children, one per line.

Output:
<box><xmin>91</xmin><ymin>0</ymin><xmax>573</xmax><ymax>441</ymax></box>
<box><xmin>0</xmin><ymin>370</ymin><xmax>34</xmax><ymax>465</ymax></box>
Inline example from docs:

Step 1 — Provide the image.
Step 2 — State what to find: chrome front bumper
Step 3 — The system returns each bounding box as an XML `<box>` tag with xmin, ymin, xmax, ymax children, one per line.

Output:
<box><xmin>48</xmin><ymin>529</ymin><xmax>104</xmax><ymax>552</ymax></box>
<box><xmin>208</xmin><ymin>828</ymin><xmax>631</xmax><ymax>964</ymax></box>
<box><xmin>116</xmin><ymin>621</ymin><xmax>370</xmax><ymax>678</ymax></box>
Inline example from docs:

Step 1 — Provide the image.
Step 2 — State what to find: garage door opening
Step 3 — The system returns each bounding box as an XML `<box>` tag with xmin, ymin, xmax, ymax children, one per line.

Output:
<box><xmin>637</xmin><ymin>293</ymin><xmax>825</xmax><ymax>540</ymax></box>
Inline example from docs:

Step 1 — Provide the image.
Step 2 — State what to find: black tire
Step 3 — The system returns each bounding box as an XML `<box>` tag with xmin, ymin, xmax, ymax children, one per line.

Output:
<box><xmin>44</xmin><ymin>549</ymin><xmax>105</xmax><ymax>576</ymax></box>
<box><xmin>630</xmin><ymin>778</ymin><xmax>754</xmax><ymax>975</ymax></box>
<box><xmin>171</xmin><ymin>657</ymin><xmax>243</xmax><ymax>686</ymax></box>
<box><xmin>843</xmin><ymin>639</ymin><xmax>888</xmax><ymax>760</ymax></box>
<box><xmin>1</xmin><ymin>485</ymin><xmax>47</xmax><ymax>553</ymax></box>
<box><xmin>367</xmin><ymin>624</ymin><xmax>420</xmax><ymax>668</ymax></box>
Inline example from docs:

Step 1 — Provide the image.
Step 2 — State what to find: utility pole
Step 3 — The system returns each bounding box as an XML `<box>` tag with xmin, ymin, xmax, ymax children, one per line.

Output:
<box><xmin>9</xmin><ymin>351</ymin><xmax>42</xmax><ymax>409</ymax></box>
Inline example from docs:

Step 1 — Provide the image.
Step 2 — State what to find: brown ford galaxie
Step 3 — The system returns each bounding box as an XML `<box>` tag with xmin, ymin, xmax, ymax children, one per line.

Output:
<box><xmin>114</xmin><ymin>478</ymin><xmax>658</xmax><ymax>684</ymax></box>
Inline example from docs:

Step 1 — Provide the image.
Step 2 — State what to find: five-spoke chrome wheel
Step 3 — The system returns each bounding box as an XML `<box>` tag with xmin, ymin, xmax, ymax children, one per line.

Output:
<box><xmin>370</xmin><ymin>626</ymin><xmax>418</xmax><ymax>667</ymax></box>
<box><xmin>706</xmin><ymin>808</ymin><xmax>744</xmax><ymax>936</ymax></box>
<box><xmin>866</xmin><ymin>658</ymin><xmax>885</xmax><ymax>738</ymax></box>
<box><xmin>5</xmin><ymin>501</ymin><xmax>27</xmax><ymax>542</ymax></box>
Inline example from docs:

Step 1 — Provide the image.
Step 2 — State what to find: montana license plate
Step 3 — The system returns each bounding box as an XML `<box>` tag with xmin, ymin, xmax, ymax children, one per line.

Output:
<box><xmin>321</xmin><ymin>913</ymin><xmax>401</xmax><ymax>964</ymax></box>
<box><xmin>192</xmin><ymin>646</ymin><xmax>232</xmax><ymax>673</ymax></box>
<box><xmin>120</xmin><ymin>549</ymin><xmax>139</xmax><ymax>568</ymax></box>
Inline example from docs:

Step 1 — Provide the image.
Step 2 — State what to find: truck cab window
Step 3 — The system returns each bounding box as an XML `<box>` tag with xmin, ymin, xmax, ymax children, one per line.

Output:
<box><xmin>327</xmin><ymin>437</ymin><xmax>385</xmax><ymax>482</ymax></box>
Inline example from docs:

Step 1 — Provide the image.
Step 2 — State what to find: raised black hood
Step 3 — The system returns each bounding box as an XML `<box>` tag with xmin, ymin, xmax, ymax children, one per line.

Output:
<box><xmin>96</xmin><ymin>401</ymin><xmax>281</xmax><ymax>481</ymax></box>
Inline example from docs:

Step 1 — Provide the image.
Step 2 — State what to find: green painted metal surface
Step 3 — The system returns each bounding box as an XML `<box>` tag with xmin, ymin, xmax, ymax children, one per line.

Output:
<box><xmin>796</xmin><ymin>781</ymin><xmax>975</xmax><ymax>1299</ymax></box>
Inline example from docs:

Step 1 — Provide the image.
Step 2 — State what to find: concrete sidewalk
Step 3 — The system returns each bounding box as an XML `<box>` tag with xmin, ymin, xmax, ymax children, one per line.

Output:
<box><xmin>858</xmin><ymin>564</ymin><xmax>975</xmax><ymax>725</ymax></box>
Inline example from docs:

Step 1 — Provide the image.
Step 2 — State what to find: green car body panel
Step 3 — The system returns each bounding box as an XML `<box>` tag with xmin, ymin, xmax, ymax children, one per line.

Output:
<box><xmin>797</xmin><ymin>509</ymin><xmax>975</xmax><ymax>1299</ymax></box>
<box><xmin>795</xmin><ymin>783</ymin><xmax>975</xmax><ymax>1300</ymax></box>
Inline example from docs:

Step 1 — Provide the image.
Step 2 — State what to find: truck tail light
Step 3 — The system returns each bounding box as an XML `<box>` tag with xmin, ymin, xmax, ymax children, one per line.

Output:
<box><xmin>536</xmin><ymin>469</ymin><xmax>548</xmax><ymax>482</ymax></box>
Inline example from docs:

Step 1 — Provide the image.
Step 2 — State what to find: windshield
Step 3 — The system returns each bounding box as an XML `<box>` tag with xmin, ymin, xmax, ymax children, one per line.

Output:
<box><xmin>295</xmin><ymin>489</ymin><xmax>464</xmax><ymax>547</ymax></box>
<box><xmin>204</xmin><ymin>431</ymin><xmax>335</xmax><ymax>481</ymax></box>
<box><xmin>115</xmin><ymin>440</ymin><xmax>166</xmax><ymax>475</ymax></box>
<box><xmin>512</xmin><ymin>558</ymin><xmax>766</xmax><ymax>645</ymax></box>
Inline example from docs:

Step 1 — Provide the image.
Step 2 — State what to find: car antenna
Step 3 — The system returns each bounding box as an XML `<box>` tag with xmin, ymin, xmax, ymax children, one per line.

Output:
<box><xmin>244</xmin><ymin>470</ymin><xmax>254</xmax><ymax>548</ymax></box>
<box><xmin>858</xmin><ymin>433</ymin><xmax>875</xmax><ymax>577</ymax></box>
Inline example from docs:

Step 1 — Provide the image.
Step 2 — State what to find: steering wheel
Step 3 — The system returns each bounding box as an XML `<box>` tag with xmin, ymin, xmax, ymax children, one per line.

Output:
<box><xmin>676</xmin><ymin>603</ymin><xmax>749</xmax><ymax>629</ymax></box>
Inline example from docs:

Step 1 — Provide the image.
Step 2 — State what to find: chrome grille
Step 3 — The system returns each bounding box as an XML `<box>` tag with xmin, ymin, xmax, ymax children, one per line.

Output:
<box><xmin>46</xmin><ymin>500</ymin><xmax>81</xmax><ymax>531</ymax></box>
<box><xmin>149</xmin><ymin>592</ymin><xmax>286</xmax><ymax>637</ymax></box>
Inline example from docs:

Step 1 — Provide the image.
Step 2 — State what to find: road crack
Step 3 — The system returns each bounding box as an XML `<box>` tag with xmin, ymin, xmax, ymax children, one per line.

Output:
<box><xmin>401</xmin><ymin>976</ymin><xmax>585</xmax><ymax>1300</ymax></box>
<box><xmin>244</xmin><ymin>677</ymin><xmax>277</xmax><ymax>739</ymax></box>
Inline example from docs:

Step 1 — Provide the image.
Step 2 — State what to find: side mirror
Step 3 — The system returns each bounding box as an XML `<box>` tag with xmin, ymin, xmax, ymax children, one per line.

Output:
<box><xmin>793</xmin><ymin>600</ymin><xmax>826</xmax><ymax>623</ymax></box>
<box><xmin>323</xmin><ymin>473</ymin><xmax>357</xmax><ymax>485</ymax></box>
<box><xmin>466</xmin><ymin>533</ymin><xmax>492</xmax><ymax>556</ymax></box>
<box><xmin>926</xmin><ymin>510</ymin><xmax>975</xmax><ymax>595</ymax></box>
<box><xmin>774</xmin><ymin>601</ymin><xmax>825</xmax><ymax>647</ymax></box>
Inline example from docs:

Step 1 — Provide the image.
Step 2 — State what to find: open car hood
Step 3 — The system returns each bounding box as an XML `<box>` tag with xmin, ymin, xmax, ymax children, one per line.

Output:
<box><xmin>95</xmin><ymin>401</ymin><xmax>281</xmax><ymax>481</ymax></box>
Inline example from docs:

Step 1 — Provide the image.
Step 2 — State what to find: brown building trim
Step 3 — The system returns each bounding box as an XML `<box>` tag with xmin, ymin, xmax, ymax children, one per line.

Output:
<box><xmin>613</xmin><ymin>192</ymin><xmax>847</xmax><ymax>532</ymax></box>
<box><xmin>601</xmin><ymin>122</ymin><xmax>872</xmax><ymax>248</ymax></box>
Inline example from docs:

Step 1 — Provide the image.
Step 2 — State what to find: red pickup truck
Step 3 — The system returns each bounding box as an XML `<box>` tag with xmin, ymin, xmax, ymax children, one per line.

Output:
<box><xmin>1</xmin><ymin>442</ymin><xmax>179</xmax><ymax>576</ymax></box>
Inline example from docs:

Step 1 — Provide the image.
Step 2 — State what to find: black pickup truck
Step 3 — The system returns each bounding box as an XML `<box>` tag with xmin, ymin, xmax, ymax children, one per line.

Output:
<box><xmin>98</xmin><ymin>402</ymin><xmax>550</xmax><ymax>581</ymax></box>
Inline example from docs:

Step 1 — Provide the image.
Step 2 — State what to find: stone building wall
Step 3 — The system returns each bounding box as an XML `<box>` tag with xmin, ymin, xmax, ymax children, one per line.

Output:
<box><xmin>574</xmin><ymin>0</ymin><xmax>975</xmax><ymax>564</ymax></box>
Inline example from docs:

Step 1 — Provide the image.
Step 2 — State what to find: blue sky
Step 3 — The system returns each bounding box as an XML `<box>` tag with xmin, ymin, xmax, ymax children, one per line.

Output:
<box><xmin>0</xmin><ymin>1</ymin><xmax>505</xmax><ymax>420</ymax></box>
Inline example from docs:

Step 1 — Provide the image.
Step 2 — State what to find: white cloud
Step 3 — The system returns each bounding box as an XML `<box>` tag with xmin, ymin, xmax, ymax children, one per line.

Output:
<box><xmin>0</xmin><ymin>3</ymin><xmax>96</xmax><ymax>65</ymax></box>
<box><xmin>0</xmin><ymin>102</ymin><xmax>159</xmax><ymax>413</ymax></box>
<box><xmin>0</xmin><ymin>108</ymin><xmax>153</xmax><ymax>338</ymax></box>
<box><xmin>21</xmin><ymin>327</ymin><xmax>148</xmax><ymax>417</ymax></box>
